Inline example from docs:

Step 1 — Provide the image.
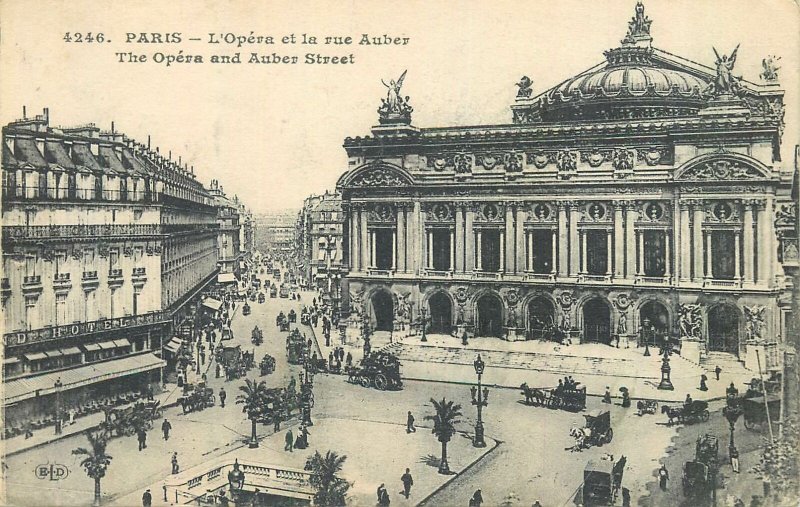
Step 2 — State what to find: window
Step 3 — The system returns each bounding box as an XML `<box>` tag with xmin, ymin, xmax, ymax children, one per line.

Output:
<box><xmin>643</xmin><ymin>231</ymin><xmax>666</xmax><ymax>277</ymax></box>
<box><xmin>712</xmin><ymin>230</ymin><xmax>736</xmax><ymax>279</ymax></box>
<box><xmin>134</xmin><ymin>246</ymin><xmax>144</xmax><ymax>264</ymax></box>
<box><xmin>55</xmin><ymin>293</ymin><xmax>67</xmax><ymax>326</ymax></box>
<box><xmin>373</xmin><ymin>229</ymin><xmax>394</xmax><ymax>269</ymax></box>
<box><xmin>25</xmin><ymin>252</ymin><xmax>37</xmax><ymax>277</ymax></box>
<box><xmin>479</xmin><ymin>230</ymin><xmax>501</xmax><ymax>272</ymax></box>
<box><xmin>109</xmin><ymin>248</ymin><xmax>119</xmax><ymax>269</ymax></box>
<box><xmin>55</xmin><ymin>250</ymin><xmax>67</xmax><ymax>276</ymax></box>
<box><xmin>531</xmin><ymin>230</ymin><xmax>553</xmax><ymax>273</ymax></box>
<box><xmin>431</xmin><ymin>229</ymin><xmax>451</xmax><ymax>271</ymax></box>
<box><xmin>586</xmin><ymin>230</ymin><xmax>608</xmax><ymax>275</ymax></box>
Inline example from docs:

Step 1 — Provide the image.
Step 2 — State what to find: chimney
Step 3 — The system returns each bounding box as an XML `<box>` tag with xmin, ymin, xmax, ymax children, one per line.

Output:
<box><xmin>22</xmin><ymin>106</ymin><xmax>26</xmax><ymax>119</ymax></box>
<box><xmin>43</xmin><ymin>108</ymin><xmax>49</xmax><ymax>123</ymax></box>
<box><xmin>111</xmin><ymin>121</ymin><xmax>115</xmax><ymax>133</ymax></box>
<box><xmin>147</xmin><ymin>135</ymin><xmax>151</xmax><ymax>150</ymax></box>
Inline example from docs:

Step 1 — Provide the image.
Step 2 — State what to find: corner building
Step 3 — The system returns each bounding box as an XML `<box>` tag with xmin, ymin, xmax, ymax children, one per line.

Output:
<box><xmin>337</xmin><ymin>4</ymin><xmax>797</xmax><ymax>372</ymax></box>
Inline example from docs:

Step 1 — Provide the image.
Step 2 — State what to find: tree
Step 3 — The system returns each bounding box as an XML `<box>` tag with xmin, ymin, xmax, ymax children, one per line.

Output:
<box><xmin>72</xmin><ymin>431</ymin><xmax>112</xmax><ymax>506</ymax></box>
<box><xmin>236</xmin><ymin>378</ymin><xmax>268</xmax><ymax>448</ymax></box>
<box><xmin>752</xmin><ymin>416</ymin><xmax>799</xmax><ymax>500</ymax></box>
<box><xmin>309</xmin><ymin>450</ymin><xmax>351</xmax><ymax>506</ymax></box>
<box><xmin>425</xmin><ymin>397</ymin><xmax>463</xmax><ymax>474</ymax></box>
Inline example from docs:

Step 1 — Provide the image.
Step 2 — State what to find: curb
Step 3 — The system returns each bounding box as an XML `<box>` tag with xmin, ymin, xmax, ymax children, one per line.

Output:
<box><xmin>416</xmin><ymin>434</ymin><xmax>502</xmax><ymax>507</ymax></box>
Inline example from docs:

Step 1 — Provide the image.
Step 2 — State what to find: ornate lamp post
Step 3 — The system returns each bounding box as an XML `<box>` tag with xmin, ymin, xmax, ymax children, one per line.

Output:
<box><xmin>470</xmin><ymin>355</ymin><xmax>489</xmax><ymax>448</ymax></box>
<box><xmin>227</xmin><ymin>459</ymin><xmax>246</xmax><ymax>504</ymax></box>
<box><xmin>658</xmin><ymin>346</ymin><xmax>674</xmax><ymax>390</ymax></box>
<box><xmin>723</xmin><ymin>402</ymin><xmax>743</xmax><ymax>457</ymax></box>
<box><xmin>301</xmin><ymin>342</ymin><xmax>314</xmax><ymax>426</ymax></box>
<box><xmin>420</xmin><ymin>306</ymin><xmax>429</xmax><ymax>342</ymax></box>
<box><xmin>642</xmin><ymin>318</ymin><xmax>651</xmax><ymax>356</ymax></box>
<box><xmin>54</xmin><ymin>377</ymin><xmax>63</xmax><ymax>435</ymax></box>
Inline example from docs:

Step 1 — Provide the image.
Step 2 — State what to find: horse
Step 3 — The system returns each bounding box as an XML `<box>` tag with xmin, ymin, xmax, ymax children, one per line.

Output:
<box><xmin>520</xmin><ymin>383</ymin><xmax>546</xmax><ymax>406</ymax></box>
<box><xmin>661</xmin><ymin>404</ymin><xmax>684</xmax><ymax>425</ymax></box>
<box><xmin>569</xmin><ymin>426</ymin><xmax>591</xmax><ymax>451</ymax></box>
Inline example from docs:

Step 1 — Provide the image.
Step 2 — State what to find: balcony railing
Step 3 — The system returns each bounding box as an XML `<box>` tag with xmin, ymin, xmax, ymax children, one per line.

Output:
<box><xmin>53</xmin><ymin>273</ymin><xmax>71</xmax><ymax>282</ymax></box>
<box><xmin>705</xmin><ymin>278</ymin><xmax>740</xmax><ymax>288</ymax></box>
<box><xmin>367</xmin><ymin>268</ymin><xmax>393</xmax><ymax>277</ymax></box>
<box><xmin>82</xmin><ymin>271</ymin><xmax>99</xmax><ymax>280</ymax></box>
<box><xmin>132</xmin><ymin>267</ymin><xmax>147</xmax><ymax>276</ymax></box>
<box><xmin>473</xmin><ymin>271</ymin><xmax>501</xmax><ymax>280</ymax></box>
<box><xmin>108</xmin><ymin>269</ymin><xmax>123</xmax><ymax>278</ymax></box>
<box><xmin>3</xmin><ymin>224</ymin><xmax>162</xmax><ymax>241</ymax></box>
<box><xmin>424</xmin><ymin>269</ymin><xmax>453</xmax><ymax>278</ymax></box>
<box><xmin>524</xmin><ymin>272</ymin><xmax>556</xmax><ymax>282</ymax></box>
<box><xmin>2</xmin><ymin>185</ymin><xmax>160</xmax><ymax>203</ymax></box>
<box><xmin>23</xmin><ymin>275</ymin><xmax>41</xmax><ymax>285</ymax></box>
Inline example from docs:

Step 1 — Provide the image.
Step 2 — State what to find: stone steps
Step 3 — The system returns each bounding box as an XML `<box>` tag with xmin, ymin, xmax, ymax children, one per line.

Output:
<box><xmin>699</xmin><ymin>351</ymin><xmax>752</xmax><ymax>375</ymax></box>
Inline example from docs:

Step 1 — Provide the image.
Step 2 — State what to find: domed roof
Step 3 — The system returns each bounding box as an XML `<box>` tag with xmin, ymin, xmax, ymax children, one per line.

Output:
<box><xmin>515</xmin><ymin>2</ymin><xmax>714</xmax><ymax>123</ymax></box>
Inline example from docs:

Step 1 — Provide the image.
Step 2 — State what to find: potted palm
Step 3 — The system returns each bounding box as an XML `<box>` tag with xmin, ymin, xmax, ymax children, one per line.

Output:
<box><xmin>236</xmin><ymin>378</ymin><xmax>268</xmax><ymax>448</ymax></box>
<box><xmin>425</xmin><ymin>397</ymin><xmax>463</xmax><ymax>474</ymax></box>
<box><xmin>308</xmin><ymin>450</ymin><xmax>351</xmax><ymax>506</ymax></box>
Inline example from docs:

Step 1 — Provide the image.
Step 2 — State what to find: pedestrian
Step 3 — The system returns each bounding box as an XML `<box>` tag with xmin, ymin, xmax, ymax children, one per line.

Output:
<box><xmin>658</xmin><ymin>464</ymin><xmax>669</xmax><ymax>490</ymax></box>
<box><xmin>622</xmin><ymin>488</ymin><xmax>631</xmax><ymax>507</ymax></box>
<box><xmin>273</xmin><ymin>413</ymin><xmax>281</xmax><ymax>432</ymax></box>
<box><xmin>715</xmin><ymin>365</ymin><xmax>722</xmax><ymax>381</ymax></box>
<box><xmin>406</xmin><ymin>411</ymin><xmax>416</xmax><ymax>433</ymax></box>
<box><xmin>137</xmin><ymin>428</ymin><xmax>147</xmax><ymax>451</ymax></box>
<box><xmin>602</xmin><ymin>387</ymin><xmax>612</xmax><ymax>404</ymax></box>
<box><xmin>285</xmin><ymin>429</ymin><xmax>294</xmax><ymax>452</ymax></box>
<box><xmin>171</xmin><ymin>452</ymin><xmax>179</xmax><ymax>474</ymax></box>
<box><xmin>219</xmin><ymin>387</ymin><xmax>226</xmax><ymax>408</ymax></box>
<box><xmin>532</xmin><ymin>502</ymin><xmax>542</xmax><ymax>507</ymax></box>
<box><xmin>147</xmin><ymin>384</ymin><xmax>154</xmax><ymax>401</ymax></box>
<box><xmin>215</xmin><ymin>363</ymin><xmax>221</xmax><ymax>378</ymax></box>
<box><xmin>400</xmin><ymin>468</ymin><xmax>413</xmax><ymax>498</ymax></box>
<box><xmin>142</xmin><ymin>489</ymin><xmax>152</xmax><ymax>507</ymax></box>
<box><xmin>462</xmin><ymin>330</ymin><xmax>469</xmax><ymax>346</ymax></box>
<box><xmin>378</xmin><ymin>484</ymin><xmax>390</xmax><ymax>506</ymax></box>
<box><xmin>201</xmin><ymin>350</ymin><xmax>206</xmax><ymax>365</ymax></box>
<box><xmin>699</xmin><ymin>374</ymin><xmax>708</xmax><ymax>391</ymax></box>
<box><xmin>329</xmin><ymin>351</ymin><xmax>334</xmax><ymax>367</ymax></box>
<box><xmin>346</xmin><ymin>352</ymin><xmax>353</xmax><ymax>367</ymax></box>
<box><xmin>469</xmin><ymin>489</ymin><xmax>483</xmax><ymax>507</ymax></box>
<box><xmin>162</xmin><ymin>419</ymin><xmax>172</xmax><ymax>441</ymax></box>
<box><xmin>730</xmin><ymin>446</ymin><xmax>740</xmax><ymax>473</ymax></box>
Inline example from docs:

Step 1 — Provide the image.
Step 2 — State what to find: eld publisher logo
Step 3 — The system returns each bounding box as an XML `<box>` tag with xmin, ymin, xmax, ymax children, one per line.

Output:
<box><xmin>35</xmin><ymin>463</ymin><xmax>69</xmax><ymax>481</ymax></box>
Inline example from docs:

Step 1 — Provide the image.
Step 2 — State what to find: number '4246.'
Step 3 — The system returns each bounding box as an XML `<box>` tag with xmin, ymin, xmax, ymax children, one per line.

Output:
<box><xmin>63</xmin><ymin>33</ymin><xmax>106</xmax><ymax>43</ymax></box>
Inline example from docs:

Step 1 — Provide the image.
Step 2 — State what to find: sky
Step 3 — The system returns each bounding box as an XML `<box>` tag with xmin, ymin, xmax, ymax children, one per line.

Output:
<box><xmin>1</xmin><ymin>0</ymin><xmax>798</xmax><ymax>214</ymax></box>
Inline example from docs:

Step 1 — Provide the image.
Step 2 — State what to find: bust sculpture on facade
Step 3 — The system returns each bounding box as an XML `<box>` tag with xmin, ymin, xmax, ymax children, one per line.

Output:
<box><xmin>516</xmin><ymin>76</ymin><xmax>533</xmax><ymax>98</ymax></box>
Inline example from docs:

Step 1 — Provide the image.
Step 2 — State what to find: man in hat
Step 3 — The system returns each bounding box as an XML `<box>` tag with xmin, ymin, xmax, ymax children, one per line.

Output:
<box><xmin>284</xmin><ymin>429</ymin><xmax>294</xmax><ymax>452</ymax></box>
<box><xmin>142</xmin><ymin>489</ymin><xmax>152</xmax><ymax>507</ymax></box>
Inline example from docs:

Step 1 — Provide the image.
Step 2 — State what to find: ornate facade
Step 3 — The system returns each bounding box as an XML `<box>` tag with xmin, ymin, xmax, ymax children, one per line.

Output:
<box><xmin>337</xmin><ymin>4</ymin><xmax>797</xmax><ymax>370</ymax></box>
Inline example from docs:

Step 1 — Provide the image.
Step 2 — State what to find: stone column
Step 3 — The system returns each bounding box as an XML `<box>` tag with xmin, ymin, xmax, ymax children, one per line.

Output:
<box><xmin>392</xmin><ymin>230</ymin><xmax>397</xmax><ymax>270</ymax></box>
<box><xmin>449</xmin><ymin>229</ymin><xmax>455</xmax><ymax>271</ymax></box>
<box><xmin>360</xmin><ymin>205</ymin><xmax>369</xmax><ymax>272</ymax></box>
<box><xmin>757</xmin><ymin>199</ymin><xmax>772</xmax><ymax>285</ymax></box>
<box><xmin>370</xmin><ymin>231</ymin><xmax>376</xmax><ymax>268</ymax></box>
<box><xmin>569</xmin><ymin>202</ymin><xmax>580</xmax><ymax>277</ymax></box>
<box><xmin>427</xmin><ymin>231</ymin><xmax>434</xmax><ymax>269</ymax></box>
<box><xmin>665</xmin><ymin>231</ymin><xmax>672</xmax><ymax>278</ymax></box>
<box><xmin>742</xmin><ymin>201</ymin><xmax>755</xmax><ymax>284</ymax></box>
<box><xmin>551</xmin><ymin>229</ymin><xmax>557</xmax><ymax>274</ymax></box>
<box><xmin>348</xmin><ymin>205</ymin><xmax>357</xmax><ymax>271</ymax></box>
<box><xmin>515</xmin><ymin>204</ymin><xmax>526</xmax><ymax>274</ymax></box>
<box><xmin>734</xmin><ymin>231</ymin><xmax>741</xmax><ymax>280</ymax></box>
<box><xmin>637</xmin><ymin>231</ymin><xmax>644</xmax><ymax>276</ymax></box>
<box><xmin>625</xmin><ymin>203</ymin><xmax>637</xmax><ymax>279</ymax></box>
<box><xmin>465</xmin><ymin>207</ymin><xmax>475</xmax><ymax>272</ymax></box>
<box><xmin>580</xmin><ymin>230</ymin><xmax>587</xmax><ymax>274</ymax></box>
<box><xmin>527</xmin><ymin>231</ymin><xmax>534</xmax><ymax>272</ymax></box>
<box><xmin>412</xmin><ymin>201</ymin><xmax>422</xmax><ymax>274</ymax></box>
<box><xmin>692</xmin><ymin>202</ymin><xmax>704</xmax><ymax>282</ymax></box>
<box><xmin>396</xmin><ymin>205</ymin><xmax>406</xmax><ymax>272</ymax></box>
<box><xmin>504</xmin><ymin>204</ymin><xmax>514</xmax><ymax>273</ymax></box>
<box><xmin>613</xmin><ymin>201</ymin><xmax>624</xmax><ymax>278</ymax></box>
<box><xmin>500</xmin><ymin>231</ymin><xmax>505</xmax><ymax>273</ymax></box>
<box><xmin>455</xmin><ymin>205</ymin><xmax>464</xmax><ymax>273</ymax></box>
<box><xmin>606</xmin><ymin>230</ymin><xmax>612</xmax><ymax>276</ymax></box>
<box><xmin>558</xmin><ymin>203</ymin><xmax>568</xmax><ymax>277</ymax></box>
<box><xmin>679</xmin><ymin>202</ymin><xmax>691</xmax><ymax>282</ymax></box>
<box><xmin>705</xmin><ymin>230</ymin><xmax>713</xmax><ymax>280</ymax></box>
<box><xmin>476</xmin><ymin>230</ymin><xmax>483</xmax><ymax>271</ymax></box>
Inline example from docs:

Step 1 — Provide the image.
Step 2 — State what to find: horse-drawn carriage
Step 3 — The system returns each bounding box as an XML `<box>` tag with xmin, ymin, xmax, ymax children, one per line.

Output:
<box><xmin>251</xmin><ymin>326</ymin><xmax>264</xmax><ymax>346</ymax></box>
<box><xmin>636</xmin><ymin>400</ymin><xmax>659</xmax><ymax>416</ymax></box>
<box><xmin>286</xmin><ymin>329</ymin><xmax>307</xmax><ymax>365</ymax></box>
<box><xmin>519</xmin><ymin>382</ymin><xmax>586</xmax><ymax>412</ymax></box>
<box><xmin>581</xmin><ymin>456</ymin><xmax>626</xmax><ymax>506</ymax></box>
<box><xmin>260</xmin><ymin>354</ymin><xmax>276</xmax><ymax>376</ymax></box>
<box><xmin>682</xmin><ymin>434</ymin><xmax>718</xmax><ymax>499</ymax></box>
<box><xmin>270</xmin><ymin>286</ymin><xmax>278</xmax><ymax>298</ymax></box>
<box><xmin>101</xmin><ymin>400</ymin><xmax>162</xmax><ymax>437</ymax></box>
<box><xmin>178</xmin><ymin>383</ymin><xmax>216</xmax><ymax>413</ymax></box>
<box><xmin>347</xmin><ymin>351</ymin><xmax>403</xmax><ymax>391</ymax></box>
<box><xmin>662</xmin><ymin>400</ymin><xmax>709</xmax><ymax>425</ymax></box>
<box><xmin>570</xmin><ymin>409</ymin><xmax>613</xmax><ymax>450</ymax></box>
<box><xmin>288</xmin><ymin>309</ymin><xmax>297</xmax><ymax>323</ymax></box>
<box><xmin>743</xmin><ymin>394</ymin><xmax>780</xmax><ymax>431</ymax></box>
<box><xmin>242</xmin><ymin>303</ymin><xmax>251</xmax><ymax>316</ymax></box>
<box><xmin>258</xmin><ymin>292</ymin><xmax>266</xmax><ymax>304</ymax></box>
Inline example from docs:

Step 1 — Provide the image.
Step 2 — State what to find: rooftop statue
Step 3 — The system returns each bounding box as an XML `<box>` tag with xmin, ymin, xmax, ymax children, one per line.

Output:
<box><xmin>516</xmin><ymin>76</ymin><xmax>533</xmax><ymax>98</ymax></box>
<box><xmin>378</xmin><ymin>70</ymin><xmax>413</xmax><ymax>121</ymax></box>
<box><xmin>707</xmin><ymin>45</ymin><xmax>742</xmax><ymax>97</ymax></box>
<box><xmin>760</xmin><ymin>55</ymin><xmax>781</xmax><ymax>82</ymax></box>
<box><xmin>622</xmin><ymin>1</ymin><xmax>652</xmax><ymax>44</ymax></box>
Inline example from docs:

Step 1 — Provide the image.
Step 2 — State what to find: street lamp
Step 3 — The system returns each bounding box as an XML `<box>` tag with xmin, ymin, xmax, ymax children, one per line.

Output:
<box><xmin>723</xmin><ymin>403</ymin><xmax>743</xmax><ymax>459</ymax></box>
<box><xmin>227</xmin><ymin>459</ymin><xmax>246</xmax><ymax>503</ymax></box>
<box><xmin>420</xmin><ymin>307</ymin><xmax>428</xmax><ymax>343</ymax></box>
<box><xmin>301</xmin><ymin>342</ymin><xmax>314</xmax><ymax>426</ymax></box>
<box><xmin>54</xmin><ymin>377</ymin><xmax>63</xmax><ymax>435</ymax></box>
<box><xmin>471</xmin><ymin>355</ymin><xmax>489</xmax><ymax>448</ymax></box>
<box><xmin>642</xmin><ymin>318</ymin><xmax>651</xmax><ymax>357</ymax></box>
<box><xmin>658</xmin><ymin>346</ymin><xmax>674</xmax><ymax>390</ymax></box>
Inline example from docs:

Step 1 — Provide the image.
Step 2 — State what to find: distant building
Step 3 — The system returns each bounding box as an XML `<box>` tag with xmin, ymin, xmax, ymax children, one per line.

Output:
<box><xmin>297</xmin><ymin>191</ymin><xmax>344</xmax><ymax>292</ymax></box>
<box><xmin>256</xmin><ymin>210</ymin><xmax>296</xmax><ymax>254</ymax></box>
<box><xmin>1</xmin><ymin>109</ymin><xmax>219</xmax><ymax>428</ymax></box>
<box><xmin>208</xmin><ymin>179</ymin><xmax>242</xmax><ymax>281</ymax></box>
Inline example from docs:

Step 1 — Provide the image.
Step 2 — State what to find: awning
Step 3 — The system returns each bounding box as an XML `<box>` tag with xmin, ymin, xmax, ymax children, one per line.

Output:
<box><xmin>97</xmin><ymin>340</ymin><xmax>118</xmax><ymax>350</ymax></box>
<box><xmin>83</xmin><ymin>343</ymin><xmax>102</xmax><ymax>352</ymax></box>
<box><xmin>163</xmin><ymin>337</ymin><xmax>183</xmax><ymax>353</ymax></box>
<box><xmin>4</xmin><ymin>357</ymin><xmax>21</xmax><ymax>365</ymax></box>
<box><xmin>23</xmin><ymin>352</ymin><xmax>49</xmax><ymax>361</ymax></box>
<box><xmin>4</xmin><ymin>352</ymin><xmax>166</xmax><ymax>404</ymax></box>
<box><xmin>60</xmin><ymin>347</ymin><xmax>83</xmax><ymax>356</ymax></box>
<box><xmin>113</xmin><ymin>339</ymin><xmax>132</xmax><ymax>348</ymax></box>
<box><xmin>202</xmin><ymin>297</ymin><xmax>223</xmax><ymax>312</ymax></box>
<box><xmin>217</xmin><ymin>273</ymin><xmax>237</xmax><ymax>284</ymax></box>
